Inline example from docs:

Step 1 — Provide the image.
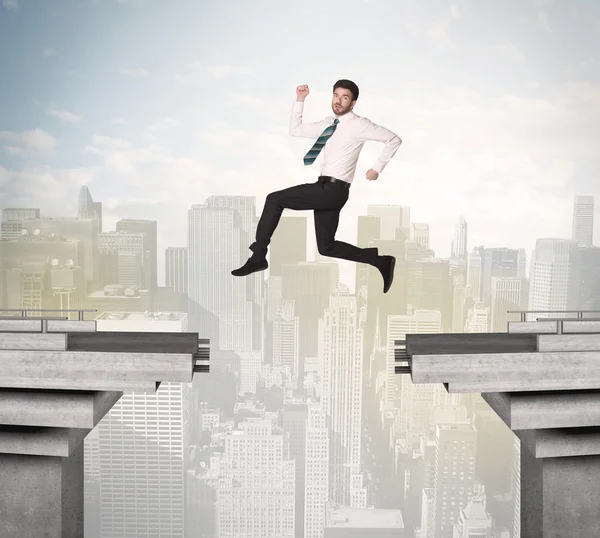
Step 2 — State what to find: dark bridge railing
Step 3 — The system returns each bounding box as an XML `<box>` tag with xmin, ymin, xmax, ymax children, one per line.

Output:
<box><xmin>395</xmin><ymin>339</ymin><xmax>410</xmax><ymax>375</ymax></box>
<box><xmin>193</xmin><ymin>338</ymin><xmax>210</xmax><ymax>373</ymax></box>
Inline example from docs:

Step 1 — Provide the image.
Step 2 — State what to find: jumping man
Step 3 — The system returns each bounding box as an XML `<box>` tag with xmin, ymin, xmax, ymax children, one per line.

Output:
<box><xmin>232</xmin><ymin>79</ymin><xmax>402</xmax><ymax>293</ymax></box>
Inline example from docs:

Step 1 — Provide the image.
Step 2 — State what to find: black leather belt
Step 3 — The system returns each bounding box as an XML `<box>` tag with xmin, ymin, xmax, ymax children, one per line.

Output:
<box><xmin>318</xmin><ymin>175</ymin><xmax>351</xmax><ymax>188</ymax></box>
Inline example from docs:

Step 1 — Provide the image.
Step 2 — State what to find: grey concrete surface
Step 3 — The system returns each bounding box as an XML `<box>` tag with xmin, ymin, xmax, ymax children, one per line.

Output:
<box><xmin>47</xmin><ymin>320</ymin><xmax>96</xmax><ymax>332</ymax></box>
<box><xmin>0</xmin><ymin>445</ymin><xmax>84</xmax><ymax>538</ymax></box>
<box><xmin>0</xmin><ymin>332</ymin><xmax>68</xmax><ymax>350</ymax></box>
<box><xmin>482</xmin><ymin>390</ymin><xmax>600</xmax><ymax>430</ymax></box>
<box><xmin>520</xmin><ymin>447</ymin><xmax>600</xmax><ymax>538</ymax></box>
<box><xmin>0</xmin><ymin>389</ymin><xmax>122</xmax><ymax>428</ymax></box>
<box><xmin>509</xmin><ymin>320</ymin><xmax>600</xmax><ymax>333</ymax></box>
<box><xmin>445</xmin><ymin>378</ymin><xmax>600</xmax><ymax>393</ymax></box>
<box><xmin>410</xmin><ymin>351</ymin><xmax>600</xmax><ymax>385</ymax></box>
<box><xmin>0</xmin><ymin>327</ymin><xmax>206</xmax><ymax>537</ymax></box>
<box><xmin>0</xmin><ymin>320</ymin><xmax>44</xmax><ymax>332</ymax></box>
<box><xmin>0</xmin><ymin>349</ymin><xmax>193</xmax><ymax>383</ymax></box>
<box><xmin>516</xmin><ymin>427</ymin><xmax>600</xmax><ymax>458</ymax></box>
<box><xmin>537</xmin><ymin>333</ymin><xmax>600</xmax><ymax>352</ymax></box>
<box><xmin>0</xmin><ymin>426</ymin><xmax>90</xmax><ymax>457</ymax></box>
<box><xmin>0</xmin><ymin>377</ymin><xmax>160</xmax><ymax>392</ymax></box>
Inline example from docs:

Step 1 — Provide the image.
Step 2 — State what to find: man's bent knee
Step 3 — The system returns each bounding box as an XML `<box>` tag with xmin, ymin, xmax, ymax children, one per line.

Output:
<box><xmin>317</xmin><ymin>242</ymin><xmax>336</xmax><ymax>257</ymax></box>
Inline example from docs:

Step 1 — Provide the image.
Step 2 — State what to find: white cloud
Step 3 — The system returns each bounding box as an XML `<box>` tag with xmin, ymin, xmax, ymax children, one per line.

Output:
<box><xmin>0</xmin><ymin>129</ymin><xmax>57</xmax><ymax>156</ymax></box>
<box><xmin>111</xmin><ymin>118</ymin><xmax>128</xmax><ymax>125</ymax></box>
<box><xmin>427</xmin><ymin>19</ymin><xmax>450</xmax><ymax>42</ymax></box>
<box><xmin>2</xmin><ymin>0</ymin><xmax>18</xmax><ymax>10</ymax></box>
<box><xmin>118</xmin><ymin>67</ymin><xmax>149</xmax><ymax>77</ymax></box>
<box><xmin>45</xmin><ymin>108</ymin><xmax>84</xmax><ymax>123</ymax></box>
<box><xmin>206</xmin><ymin>65</ymin><xmax>252</xmax><ymax>79</ymax></box>
<box><xmin>538</xmin><ymin>11</ymin><xmax>552</xmax><ymax>32</ymax></box>
<box><xmin>175</xmin><ymin>62</ymin><xmax>253</xmax><ymax>86</ymax></box>
<box><xmin>489</xmin><ymin>43</ymin><xmax>526</xmax><ymax>63</ymax></box>
<box><xmin>450</xmin><ymin>5</ymin><xmax>462</xmax><ymax>19</ymax></box>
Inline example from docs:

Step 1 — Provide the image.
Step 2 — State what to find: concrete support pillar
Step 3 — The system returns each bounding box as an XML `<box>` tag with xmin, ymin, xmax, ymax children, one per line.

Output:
<box><xmin>0</xmin><ymin>444</ymin><xmax>84</xmax><ymax>538</ymax></box>
<box><xmin>520</xmin><ymin>446</ymin><xmax>600</xmax><ymax>538</ymax></box>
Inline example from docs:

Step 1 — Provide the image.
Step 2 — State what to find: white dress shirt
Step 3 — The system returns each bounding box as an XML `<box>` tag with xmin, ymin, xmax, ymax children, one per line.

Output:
<box><xmin>289</xmin><ymin>100</ymin><xmax>402</xmax><ymax>183</ymax></box>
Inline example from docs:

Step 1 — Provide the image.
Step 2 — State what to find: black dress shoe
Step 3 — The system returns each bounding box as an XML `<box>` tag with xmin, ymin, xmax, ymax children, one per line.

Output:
<box><xmin>231</xmin><ymin>257</ymin><xmax>268</xmax><ymax>277</ymax></box>
<box><xmin>375</xmin><ymin>255</ymin><xmax>396</xmax><ymax>293</ymax></box>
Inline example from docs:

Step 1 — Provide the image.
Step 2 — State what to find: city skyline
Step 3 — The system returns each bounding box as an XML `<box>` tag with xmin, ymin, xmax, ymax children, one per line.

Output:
<box><xmin>1</xmin><ymin>189</ymin><xmax>599</xmax><ymax>537</ymax></box>
<box><xmin>2</xmin><ymin>0</ymin><xmax>600</xmax><ymax>289</ymax></box>
<box><xmin>3</xmin><ymin>1</ymin><xmax>600</xmax><ymax>536</ymax></box>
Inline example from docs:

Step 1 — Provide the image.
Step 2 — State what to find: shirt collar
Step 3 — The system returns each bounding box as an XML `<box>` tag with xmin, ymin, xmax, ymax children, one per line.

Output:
<box><xmin>333</xmin><ymin>110</ymin><xmax>356</xmax><ymax>123</ymax></box>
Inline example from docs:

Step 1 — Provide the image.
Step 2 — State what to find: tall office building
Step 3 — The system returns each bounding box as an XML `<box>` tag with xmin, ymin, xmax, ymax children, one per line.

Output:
<box><xmin>319</xmin><ymin>286</ymin><xmax>364</xmax><ymax>506</ymax></box>
<box><xmin>451</xmin><ymin>215</ymin><xmax>468</xmax><ymax>262</ymax></box>
<box><xmin>367</xmin><ymin>205</ymin><xmax>410</xmax><ymax>241</ymax></box>
<box><xmin>218</xmin><ymin>419</ymin><xmax>295</xmax><ymax>537</ymax></box>
<box><xmin>355</xmin><ymin>215</ymin><xmax>381</xmax><ymax>302</ymax></box>
<box><xmin>188</xmin><ymin>198</ymin><xmax>258</xmax><ymax>351</ymax></box>
<box><xmin>98</xmin><ymin>231</ymin><xmax>146</xmax><ymax>288</ymax></box>
<box><xmin>78</xmin><ymin>185</ymin><xmax>103</xmax><ymax>232</ymax></box>
<box><xmin>270</xmin><ymin>216</ymin><xmax>307</xmax><ymax>276</ymax></box>
<box><xmin>91</xmin><ymin>312</ymin><xmax>191</xmax><ymax>538</ymax></box>
<box><xmin>303</xmin><ymin>403</ymin><xmax>330</xmax><ymax>538</ymax></box>
<box><xmin>432</xmin><ymin>423</ymin><xmax>478</xmax><ymax>538</ymax></box>
<box><xmin>528</xmin><ymin>238</ymin><xmax>580</xmax><ymax>315</ymax></box>
<box><xmin>21</xmin><ymin>216</ymin><xmax>100</xmax><ymax>290</ymax></box>
<box><xmin>0</xmin><ymin>207</ymin><xmax>40</xmax><ymax>240</ymax></box>
<box><xmin>116</xmin><ymin>219</ymin><xmax>158</xmax><ymax>291</ymax></box>
<box><xmin>283</xmin><ymin>400</ymin><xmax>309</xmax><ymax>538</ymax></box>
<box><xmin>282</xmin><ymin>262</ymin><xmax>333</xmax><ymax>377</ymax></box>
<box><xmin>466</xmin><ymin>249</ymin><xmax>482</xmax><ymax>301</ymax></box>
<box><xmin>411</xmin><ymin>223</ymin><xmax>429</xmax><ymax>249</ymax></box>
<box><xmin>203</xmin><ymin>196</ymin><xmax>263</xmax><ymax>350</ymax></box>
<box><xmin>385</xmin><ymin>310</ymin><xmax>442</xmax><ymax>406</ymax></box>
<box><xmin>465</xmin><ymin>303</ymin><xmax>489</xmax><ymax>333</ymax></box>
<box><xmin>411</xmin><ymin>259</ymin><xmax>453</xmax><ymax>332</ymax></box>
<box><xmin>452</xmin><ymin>484</ymin><xmax>493</xmax><ymax>537</ymax></box>
<box><xmin>273</xmin><ymin>300</ymin><xmax>299</xmax><ymax>376</ymax></box>
<box><xmin>491</xmin><ymin>277</ymin><xmax>527</xmax><ymax>332</ymax></box>
<box><xmin>578</xmin><ymin>246</ymin><xmax>600</xmax><ymax>310</ymax></box>
<box><xmin>571</xmin><ymin>195</ymin><xmax>594</xmax><ymax>247</ymax></box>
<box><xmin>165</xmin><ymin>247</ymin><xmax>188</xmax><ymax>294</ymax></box>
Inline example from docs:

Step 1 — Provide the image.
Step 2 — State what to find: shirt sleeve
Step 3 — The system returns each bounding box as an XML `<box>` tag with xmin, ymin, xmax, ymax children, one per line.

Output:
<box><xmin>357</xmin><ymin>119</ymin><xmax>402</xmax><ymax>174</ymax></box>
<box><xmin>289</xmin><ymin>101</ymin><xmax>333</xmax><ymax>138</ymax></box>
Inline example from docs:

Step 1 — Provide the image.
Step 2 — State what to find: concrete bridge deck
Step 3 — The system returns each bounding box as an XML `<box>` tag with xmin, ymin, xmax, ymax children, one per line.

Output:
<box><xmin>0</xmin><ymin>309</ymin><xmax>210</xmax><ymax>538</ymax></box>
<box><xmin>395</xmin><ymin>309</ymin><xmax>600</xmax><ymax>538</ymax></box>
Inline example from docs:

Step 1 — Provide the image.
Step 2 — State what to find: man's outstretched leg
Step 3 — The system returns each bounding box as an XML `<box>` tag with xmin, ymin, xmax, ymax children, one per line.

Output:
<box><xmin>314</xmin><ymin>207</ymin><xmax>396</xmax><ymax>293</ymax></box>
<box><xmin>232</xmin><ymin>181</ymin><xmax>328</xmax><ymax>277</ymax></box>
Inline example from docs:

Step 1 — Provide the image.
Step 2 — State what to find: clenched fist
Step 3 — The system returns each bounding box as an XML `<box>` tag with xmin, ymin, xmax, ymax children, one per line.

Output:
<box><xmin>296</xmin><ymin>84</ymin><xmax>310</xmax><ymax>101</ymax></box>
<box><xmin>366</xmin><ymin>169</ymin><xmax>379</xmax><ymax>181</ymax></box>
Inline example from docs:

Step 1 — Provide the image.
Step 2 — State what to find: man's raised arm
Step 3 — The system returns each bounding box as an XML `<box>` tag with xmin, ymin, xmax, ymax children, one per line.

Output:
<box><xmin>289</xmin><ymin>84</ymin><xmax>331</xmax><ymax>138</ymax></box>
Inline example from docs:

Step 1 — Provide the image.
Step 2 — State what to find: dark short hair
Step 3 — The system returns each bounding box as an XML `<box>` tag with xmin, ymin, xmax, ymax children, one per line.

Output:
<box><xmin>333</xmin><ymin>79</ymin><xmax>359</xmax><ymax>102</ymax></box>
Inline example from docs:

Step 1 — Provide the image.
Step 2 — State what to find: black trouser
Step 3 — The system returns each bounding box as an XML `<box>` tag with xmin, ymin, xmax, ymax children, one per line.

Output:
<box><xmin>249</xmin><ymin>177</ymin><xmax>378</xmax><ymax>265</ymax></box>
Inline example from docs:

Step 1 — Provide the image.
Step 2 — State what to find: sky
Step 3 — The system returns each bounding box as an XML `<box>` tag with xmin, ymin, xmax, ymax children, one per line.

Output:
<box><xmin>1</xmin><ymin>0</ymin><xmax>599</xmax><ymax>288</ymax></box>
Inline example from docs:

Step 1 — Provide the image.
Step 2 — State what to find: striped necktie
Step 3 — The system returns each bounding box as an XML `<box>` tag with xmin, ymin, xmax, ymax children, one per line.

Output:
<box><xmin>303</xmin><ymin>119</ymin><xmax>340</xmax><ymax>166</ymax></box>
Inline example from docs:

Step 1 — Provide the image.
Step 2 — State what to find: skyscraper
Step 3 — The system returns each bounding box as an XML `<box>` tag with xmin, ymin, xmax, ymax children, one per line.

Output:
<box><xmin>165</xmin><ymin>246</ymin><xmax>188</xmax><ymax>294</ymax></box>
<box><xmin>92</xmin><ymin>312</ymin><xmax>191</xmax><ymax>538</ymax></box>
<box><xmin>571</xmin><ymin>195</ymin><xmax>594</xmax><ymax>247</ymax></box>
<box><xmin>320</xmin><ymin>286</ymin><xmax>364</xmax><ymax>506</ymax></box>
<box><xmin>78</xmin><ymin>185</ymin><xmax>103</xmax><ymax>232</ymax></box>
<box><xmin>529</xmin><ymin>238</ymin><xmax>580</xmax><ymax>315</ymax></box>
<box><xmin>188</xmin><ymin>201</ymin><xmax>254</xmax><ymax>351</ymax></box>
<box><xmin>451</xmin><ymin>215</ymin><xmax>468</xmax><ymax>262</ymax></box>
<box><xmin>116</xmin><ymin>219</ymin><xmax>158</xmax><ymax>291</ymax></box>
<box><xmin>269</xmin><ymin>216</ymin><xmax>307</xmax><ymax>276</ymax></box>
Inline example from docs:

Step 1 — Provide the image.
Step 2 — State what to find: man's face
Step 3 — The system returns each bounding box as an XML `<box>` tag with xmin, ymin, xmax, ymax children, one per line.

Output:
<box><xmin>332</xmin><ymin>88</ymin><xmax>355</xmax><ymax>115</ymax></box>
